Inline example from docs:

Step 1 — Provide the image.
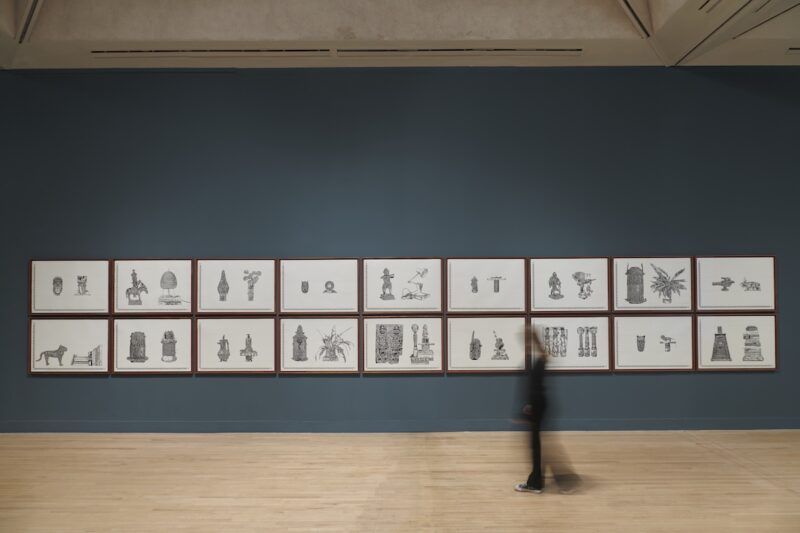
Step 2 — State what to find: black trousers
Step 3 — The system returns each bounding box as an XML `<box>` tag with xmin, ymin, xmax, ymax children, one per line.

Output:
<box><xmin>526</xmin><ymin>401</ymin><xmax>545</xmax><ymax>489</ymax></box>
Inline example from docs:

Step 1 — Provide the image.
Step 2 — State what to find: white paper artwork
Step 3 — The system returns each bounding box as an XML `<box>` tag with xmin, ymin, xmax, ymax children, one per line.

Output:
<box><xmin>363</xmin><ymin>259</ymin><xmax>442</xmax><ymax>312</ymax></box>
<box><xmin>280</xmin><ymin>317</ymin><xmax>359</xmax><ymax>372</ymax></box>
<box><xmin>447</xmin><ymin>259</ymin><xmax>525</xmax><ymax>312</ymax></box>
<box><xmin>280</xmin><ymin>260</ymin><xmax>358</xmax><ymax>313</ymax></box>
<box><xmin>613</xmin><ymin>258</ymin><xmax>693</xmax><ymax>311</ymax></box>
<box><xmin>614</xmin><ymin>316</ymin><xmax>693</xmax><ymax>370</ymax></box>
<box><xmin>31</xmin><ymin>260</ymin><xmax>109</xmax><ymax>314</ymax></box>
<box><xmin>114</xmin><ymin>260</ymin><xmax>192</xmax><ymax>313</ymax></box>
<box><xmin>696</xmin><ymin>257</ymin><xmax>775</xmax><ymax>311</ymax></box>
<box><xmin>363</xmin><ymin>317</ymin><xmax>443</xmax><ymax>372</ymax></box>
<box><xmin>447</xmin><ymin>317</ymin><xmax>526</xmax><ymax>371</ymax></box>
<box><xmin>114</xmin><ymin>318</ymin><xmax>192</xmax><ymax>372</ymax></box>
<box><xmin>197</xmin><ymin>318</ymin><xmax>275</xmax><ymax>372</ymax></box>
<box><xmin>30</xmin><ymin>319</ymin><xmax>109</xmax><ymax>373</ymax></box>
<box><xmin>531</xmin><ymin>316</ymin><xmax>609</xmax><ymax>371</ymax></box>
<box><xmin>197</xmin><ymin>260</ymin><xmax>275</xmax><ymax>313</ymax></box>
<box><xmin>697</xmin><ymin>315</ymin><xmax>776</xmax><ymax>370</ymax></box>
<box><xmin>530</xmin><ymin>258</ymin><xmax>609</xmax><ymax>312</ymax></box>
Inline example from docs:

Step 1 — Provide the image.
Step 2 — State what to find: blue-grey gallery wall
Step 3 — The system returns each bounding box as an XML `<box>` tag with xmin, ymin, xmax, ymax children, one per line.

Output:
<box><xmin>1</xmin><ymin>67</ymin><xmax>797</xmax><ymax>432</ymax></box>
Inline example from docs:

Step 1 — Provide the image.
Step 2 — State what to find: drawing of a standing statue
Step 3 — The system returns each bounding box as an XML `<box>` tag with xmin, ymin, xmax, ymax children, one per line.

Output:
<box><xmin>217</xmin><ymin>335</ymin><xmax>231</xmax><ymax>362</ymax></box>
<box><xmin>379</xmin><ymin>268</ymin><xmax>395</xmax><ymax>300</ymax></box>
<box><xmin>548</xmin><ymin>272</ymin><xmax>563</xmax><ymax>300</ymax></box>
<box><xmin>76</xmin><ymin>276</ymin><xmax>89</xmax><ymax>296</ymax></box>
<box><xmin>292</xmin><ymin>325</ymin><xmax>308</xmax><ymax>361</ymax></box>
<box><xmin>126</xmin><ymin>270</ymin><xmax>148</xmax><ymax>305</ymax></box>
<box><xmin>491</xmin><ymin>331</ymin><xmax>508</xmax><ymax>360</ymax></box>
<box><xmin>410</xmin><ymin>324</ymin><xmax>435</xmax><ymax>364</ymax></box>
<box><xmin>243</xmin><ymin>270</ymin><xmax>261</xmax><ymax>301</ymax></box>
<box><xmin>161</xmin><ymin>330</ymin><xmax>177</xmax><ymax>362</ymax></box>
<box><xmin>217</xmin><ymin>271</ymin><xmax>230</xmax><ymax>301</ymax></box>
<box><xmin>240</xmin><ymin>333</ymin><xmax>257</xmax><ymax>362</ymax></box>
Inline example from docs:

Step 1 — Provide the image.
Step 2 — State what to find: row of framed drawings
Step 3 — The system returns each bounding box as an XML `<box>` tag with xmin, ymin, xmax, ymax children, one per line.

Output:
<box><xmin>30</xmin><ymin>256</ymin><xmax>777</xmax><ymax>314</ymax></box>
<box><xmin>29</xmin><ymin>314</ymin><xmax>777</xmax><ymax>375</ymax></box>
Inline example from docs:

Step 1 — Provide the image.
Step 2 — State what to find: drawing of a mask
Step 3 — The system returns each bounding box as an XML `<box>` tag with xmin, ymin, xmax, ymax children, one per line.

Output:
<box><xmin>52</xmin><ymin>277</ymin><xmax>63</xmax><ymax>296</ymax></box>
<box><xmin>636</xmin><ymin>335</ymin><xmax>646</xmax><ymax>352</ymax></box>
<box><xmin>301</xmin><ymin>281</ymin><xmax>309</xmax><ymax>294</ymax></box>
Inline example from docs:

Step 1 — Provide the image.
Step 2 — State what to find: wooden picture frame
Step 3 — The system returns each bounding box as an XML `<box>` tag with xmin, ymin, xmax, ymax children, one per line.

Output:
<box><xmin>278</xmin><ymin>316</ymin><xmax>360</xmax><ymax>374</ymax></box>
<box><xmin>113</xmin><ymin>259</ymin><xmax>193</xmax><ymax>314</ymax></box>
<box><xmin>696</xmin><ymin>314</ymin><xmax>777</xmax><ymax>371</ymax></box>
<box><xmin>363</xmin><ymin>258</ymin><xmax>442</xmax><ymax>313</ymax></box>
<box><xmin>613</xmin><ymin>315</ymin><xmax>694</xmax><ymax>372</ymax></box>
<box><xmin>695</xmin><ymin>256</ymin><xmax>777</xmax><ymax>312</ymax></box>
<box><xmin>279</xmin><ymin>258</ymin><xmax>359</xmax><ymax>314</ymax></box>
<box><xmin>530</xmin><ymin>257</ymin><xmax>610</xmax><ymax>313</ymax></box>
<box><xmin>29</xmin><ymin>317</ymin><xmax>111</xmax><ymax>375</ymax></box>
<box><xmin>30</xmin><ymin>259</ymin><xmax>110</xmax><ymax>315</ymax></box>
<box><xmin>362</xmin><ymin>316</ymin><xmax>444</xmax><ymax>374</ymax></box>
<box><xmin>530</xmin><ymin>315</ymin><xmax>611</xmax><ymax>373</ymax></box>
<box><xmin>612</xmin><ymin>257</ymin><xmax>693</xmax><ymax>312</ymax></box>
<box><xmin>446</xmin><ymin>316</ymin><xmax>527</xmax><ymax>374</ymax></box>
<box><xmin>446</xmin><ymin>257</ymin><xmax>526</xmax><ymax>313</ymax></box>
<box><xmin>195</xmin><ymin>317</ymin><xmax>276</xmax><ymax>374</ymax></box>
<box><xmin>111</xmin><ymin>317</ymin><xmax>193</xmax><ymax>374</ymax></box>
<box><xmin>195</xmin><ymin>258</ymin><xmax>276</xmax><ymax>314</ymax></box>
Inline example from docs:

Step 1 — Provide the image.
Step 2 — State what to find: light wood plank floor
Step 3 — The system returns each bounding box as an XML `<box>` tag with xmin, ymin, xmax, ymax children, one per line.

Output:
<box><xmin>1</xmin><ymin>431</ymin><xmax>798</xmax><ymax>532</ymax></box>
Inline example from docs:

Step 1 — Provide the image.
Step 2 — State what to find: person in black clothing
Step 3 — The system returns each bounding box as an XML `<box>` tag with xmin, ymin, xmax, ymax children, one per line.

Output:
<box><xmin>515</xmin><ymin>326</ymin><xmax>579</xmax><ymax>494</ymax></box>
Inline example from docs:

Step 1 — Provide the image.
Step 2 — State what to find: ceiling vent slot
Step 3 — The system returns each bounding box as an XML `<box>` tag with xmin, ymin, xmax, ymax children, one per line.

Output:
<box><xmin>336</xmin><ymin>47</ymin><xmax>583</xmax><ymax>58</ymax></box>
<box><xmin>89</xmin><ymin>48</ymin><xmax>332</xmax><ymax>58</ymax></box>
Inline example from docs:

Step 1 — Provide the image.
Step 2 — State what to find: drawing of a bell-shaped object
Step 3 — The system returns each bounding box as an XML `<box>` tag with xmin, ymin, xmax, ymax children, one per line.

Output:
<box><xmin>160</xmin><ymin>271</ymin><xmax>178</xmax><ymax>290</ymax></box>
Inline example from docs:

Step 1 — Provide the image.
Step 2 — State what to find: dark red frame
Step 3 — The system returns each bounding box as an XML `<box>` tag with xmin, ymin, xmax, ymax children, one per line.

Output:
<box><xmin>277</xmin><ymin>258</ymin><xmax>361</xmax><ymax>315</ymax></box>
<box><xmin>611</xmin><ymin>315</ymin><xmax>696</xmax><ymax>373</ymax></box>
<box><xmin>193</xmin><ymin>258</ymin><xmax>278</xmax><ymax>315</ymax></box>
<box><xmin>694</xmin><ymin>255</ymin><xmax>778</xmax><ymax>314</ymax></box>
<box><xmin>110</xmin><ymin>317</ymin><xmax>194</xmax><ymax>376</ymax></box>
<box><xmin>529</xmin><ymin>315</ymin><xmax>613</xmax><ymax>374</ymax></box>
<box><xmin>111</xmin><ymin>259</ymin><xmax>195</xmax><ymax>316</ymax></box>
<box><xmin>362</xmin><ymin>257</ymin><xmax>444</xmax><ymax>315</ymax></box>
<box><xmin>276</xmin><ymin>316</ymin><xmax>361</xmax><ymax>375</ymax></box>
<box><xmin>361</xmin><ymin>315</ymin><xmax>446</xmax><ymax>375</ymax></box>
<box><xmin>193</xmin><ymin>315</ymin><xmax>277</xmax><ymax>375</ymax></box>
<box><xmin>28</xmin><ymin>259</ymin><xmax>112</xmax><ymax>316</ymax></box>
<box><xmin>612</xmin><ymin>256</ymin><xmax>695</xmax><ymax>314</ymax></box>
<box><xmin>694</xmin><ymin>313</ymin><xmax>778</xmax><ymax>373</ymax></box>
<box><xmin>445</xmin><ymin>315</ymin><xmax>529</xmax><ymax>375</ymax></box>
<box><xmin>528</xmin><ymin>257</ymin><xmax>611</xmax><ymax>315</ymax></box>
<box><xmin>28</xmin><ymin>317</ymin><xmax>112</xmax><ymax>376</ymax></box>
<box><xmin>445</xmin><ymin>257</ymin><xmax>528</xmax><ymax>315</ymax></box>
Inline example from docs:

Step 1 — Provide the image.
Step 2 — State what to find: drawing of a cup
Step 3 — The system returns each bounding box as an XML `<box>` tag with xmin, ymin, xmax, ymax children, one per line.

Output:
<box><xmin>301</xmin><ymin>281</ymin><xmax>309</xmax><ymax>294</ymax></box>
<box><xmin>636</xmin><ymin>335</ymin><xmax>646</xmax><ymax>352</ymax></box>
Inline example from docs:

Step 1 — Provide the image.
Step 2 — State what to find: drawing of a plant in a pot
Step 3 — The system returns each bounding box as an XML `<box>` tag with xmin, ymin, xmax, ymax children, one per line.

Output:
<box><xmin>650</xmin><ymin>264</ymin><xmax>687</xmax><ymax>304</ymax></box>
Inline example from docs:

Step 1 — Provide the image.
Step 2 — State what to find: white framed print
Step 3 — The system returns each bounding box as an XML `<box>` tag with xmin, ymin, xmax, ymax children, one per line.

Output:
<box><xmin>114</xmin><ymin>260</ymin><xmax>192</xmax><ymax>313</ymax></box>
<box><xmin>696</xmin><ymin>256</ymin><xmax>776</xmax><ymax>311</ymax></box>
<box><xmin>30</xmin><ymin>260</ymin><xmax>109</xmax><ymax>314</ymax></box>
<box><xmin>363</xmin><ymin>317</ymin><xmax>443</xmax><ymax>373</ymax></box>
<box><xmin>447</xmin><ymin>317</ymin><xmax>526</xmax><ymax>372</ymax></box>
<box><xmin>279</xmin><ymin>317</ymin><xmax>359</xmax><ymax>373</ymax></box>
<box><xmin>197</xmin><ymin>318</ymin><xmax>275</xmax><ymax>373</ymax></box>
<box><xmin>197</xmin><ymin>259</ymin><xmax>275</xmax><ymax>313</ymax></box>
<box><xmin>363</xmin><ymin>258</ymin><xmax>442</xmax><ymax>313</ymax></box>
<box><xmin>614</xmin><ymin>315</ymin><xmax>693</xmax><ymax>371</ymax></box>
<box><xmin>613</xmin><ymin>257</ymin><xmax>692</xmax><ymax>311</ymax></box>
<box><xmin>30</xmin><ymin>319</ymin><xmax>109</xmax><ymax>374</ymax></box>
<box><xmin>280</xmin><ymin>259</ymin><xmax>358</xmax><ymax>313</ymax></box>
<box><xmin>531</xmin><ymin>316</ymin><xmax>610</xmax><ymax>371</ymax></box>
<box><xmin>697</xmin><ymin>315</ymin><xmax>776</xmax><ymax>370</ymax></box>
<box><xmin>447</xmin><ymin>258</ymin><xmax>525</xmax><ymax>312</ymax></box>
<box><xmin>113</xmin><ymin>318</ymin><xmax>192</xmax><ymax>373</ymax></box>
<box><xmin>530</xmin><ymin>258</ymin><xmax>609</xmax><ymax>312</ymax></box>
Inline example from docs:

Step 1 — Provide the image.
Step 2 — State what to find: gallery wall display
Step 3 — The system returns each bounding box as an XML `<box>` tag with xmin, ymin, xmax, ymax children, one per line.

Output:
<box><xmin>196</xmin><ymin>318</ymin><xmax>275</xmax><ymax>373</ymax></box>
<box><xmin>695</xmin><ymin>256</ymin><xmax>776</xmax><ymax>312</ymax></box>
<box><xmin>530</xmin><ymin>258</ymin><xmax>609</xmax><ymax>313</ymax></box>
<box><xmin>362</xmin><ymin>317</ymin><xmax>443</xmax><ymax>373</ymax></box>
<box><xmin>30</xmin><ymin>260</ymin><xmax>110</xmax><ymax>314</ymax></box>
<box><xmin>613</xmin><ymin>257</ymin><xmax>693</xmax><ymax>312</ymax></box>
<box><xmin>697</xmin><ymin>315</ymin><xmax>776</xmax><ymax>370</ymax></box>
<box><xmin>29</xmin><ymin>318</ymin><xmax>109</xmax><ymax>373</ymax></box>
<box><xmin>114</xmin><ymin>260</ymin><xmax>193</xmax><ymax>313</ymax></box>
<box><xmin>531</xmin><ymin>316</ymin><xmax>610</xmax><ymax>371</ymax></box>
<box><xmin>280</xmin><ymin>259</ymin><xmax>358</xmax><ymax>313</ymax></box>
<box><xmin>279</xmin><ymin>317</ymin><xmax>359</xmax><ymax>373</ymax></box>
<box><xmin>363</xmin><ymin>258</ymin><xmax>442</xmax><ymax>313</ymax></box>
<box><xmin>614</xmin><ymin>315</ymin><xmax>694</xmax><ymax>371</ymax></box>
<box><xmin>447</xmin><ymin>316</ymin><xmax>526</xmax><ymax>372</ymax></box>
<box><xmin>196</xmin><ymin>259</ymin><xmax>275</xmax><ymax>313</ymax></box>
<box><xmin>447</xmin><ymin>258</ymin><xmax>525</xmax><ymax>313</ymax></box>
<box><xmin>113</xmin><ymin>318</ymin><xmax>192</xmax><ymax>373</ymax></box>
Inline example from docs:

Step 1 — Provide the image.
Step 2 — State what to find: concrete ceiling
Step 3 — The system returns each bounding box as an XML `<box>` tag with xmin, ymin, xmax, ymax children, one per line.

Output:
<box><xmin>0</xmin><ymin>0</ymin><xmax>798</xmax><ymax>69</ymax></box>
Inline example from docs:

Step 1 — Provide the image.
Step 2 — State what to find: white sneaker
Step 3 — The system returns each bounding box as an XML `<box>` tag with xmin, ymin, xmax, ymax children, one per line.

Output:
<box><xmin>514</xmin><ymin>483</ymin><xmax>542</xmax><ymax>494</ymax></box>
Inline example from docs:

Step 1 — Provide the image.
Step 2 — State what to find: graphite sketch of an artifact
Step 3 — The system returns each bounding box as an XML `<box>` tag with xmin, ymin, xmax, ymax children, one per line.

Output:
<box><xmin>410</xmin><ymin>324</ymin><xmax>435</xmax><ymax>364</ymax></box>
<box><xmin>52</xmin><ymin>276</ymin><xmax>63</xmax><ymax>296</ymax></box>
<box><xmin>240</xmin><ymin>333</ymin><xmax>257</xmax><ymax>362</ymax></box>
<box><xmin>470</xmin><ymin>276</ymin><xmax>478</xmax><ymax>293</ymax></box>
<box><xmin>469</xmin><ymin>331</ymin><xmax>482</xmax><ymax>360</ymax></box>
<box><xmin>625</xmin><ymin>264</ymin><xmax>647</xmax><ymax>304</ymax></box>
<box><xmin>711</xmin><ymin>326</ymin><xmax>732</xmax><ymax>361</ymax></box>
<box><xmin>128</xmin><ymin>331</ymin><xmax>147</xmax><ymax>363</ymax></box>
<box><xmin>650</xmin><ymin>264</ymin><xmax>686</xmax><ymax>304</ymax></box>
<box><xmin>402</xmin><ymin>268</ymin><xmax>430</xmax><ymax>300</ymax></box>
<box><xmin>71</xmin><ymin>345</ymin><xmax>103</xmax><ymax>366</ymax></box>
<box><xmin>292</xmin><ymin>325</ymin><xmax>308</xmax><ymax>361</ymax></box>
<box><xmin>217</xmin><ymin>335</ymin><xmax>231</xmax><ymax>362</ymax></box>
<box><xmin>301</xmin><ymin>281</ymin><xmax>309</xmax><ymax>294</ymax></box>
<box><xmin>712</xmin><ymin>277</ymin><xmax>735</xmax><ymax>291</ymax></box>
<box><xmin>158</xmin><ymin>271</ymin><xmax>182</xmax><ymax>306</ymax></box>
<box><xmin>743</xmin><ymin>326</ymin><xmax>763</xmax><ymax>361</ymax></box>
<box><xmin>577</xmin><ymin>327</ymin><xmax>598</xmax><ymax>357</ymax></box>
<box><xmin>76</xmin><ymin>276</ymin><xmax>89</xmax><ymax>296</ymax></box>
<box><xmin>243</xmin><ymin>270</ymin><xmax>261</xmax><ymax>301</ymax></box>
<box><xmin>379</xmin><ymin>269</ymin><xmax>395</xmax><ymax>300</ymax></box>
<box><xmin>161</xmin><ymin>330</ymin><xmax>177</xmax><ymax>362</ymax></box>
<box><xmin>317</xmin><ymin>326</ymin><xmax>353</xmax><ymax>362</ymax></box>
<box><xmin>741</xmin><ymin>279</ymin><xmax>761</xmax><ymax>292</ymax></box>
<box><xmin>659</xmin><ymin>335</ymin><xmax>676</xmax><ymax>352</ymax></box>
<box><xmin>217</xmin><ymin>271</ymin><xmax>230</xmax><ymax>301</ymax></box>
<box><xmin>548</xmin><ymin>272</ymin><xmax>563</xmax><ymax>300</ymax></box>
<box><xmin>572</xmin><ymin>272</ymin><xmax>595</xmax><ymax>300</ymax></box>
<box><xmin>37</xmin><ymin>345</ymin><xmax>67</xmax><ymax>366</ymax></box>
<box><xmin>323</xmin><ymin>280</ymin><xmax>337</xmax><ymax>294</ymax></box>
<box><xmin>126</xmin><ymin>270</ymin><xmax>148</xmax><ymax>305</ymax></box>
<box><xmin>492</xmin><ymin>331</ymin><xmax>508</xmax><ymax>360</ymax></box>
<box><xmin>376</xmin><ymin>324</ymin><xmax>403</xmax><ymax>364</ymax></box>
<box><xmin>636</xmin><ymin>335</ymin><xmax>646</xmax><ymax>352</ymax></box>
<box><xmin>543</xmin><ymin>327</ymin><xmax>567</xmax><ymax>358</ymax></box>
<box><xmin>487</xmin><ymin>276</ymin><xmax>506</xmax><ymax>293</ymax></box>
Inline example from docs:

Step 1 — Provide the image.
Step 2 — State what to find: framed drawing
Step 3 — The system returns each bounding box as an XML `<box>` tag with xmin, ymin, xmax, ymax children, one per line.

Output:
<box><xmin>695</xmin><ymin>256</ymin><xmax>776</xmax><ymax>311</ymax></box>
<box><xmin>29</xmin><ymin>318</ymin><xmax>109</xmax><ymax>374</ymax></box>
<box><xmin>279</xmin><ymin>317</ymin><xmax>359</xmax><ymax>373</ymax></box>
<box><xmin>114</xmin><ymin>260</ymin><xmax>193</xmax><ymax>313</ymax></box>
<box><xmin>30</xmin><ymin>260</ymin><xmax>109</xmax><ymax>314</ymax></box>
<box><xmin>196</xmin><ymin>318</ymin><xmax>275</xmax><ymax>373</ymax></box>
<box><xmin>363</xmin><ymin>258</ymin><xmax>442</xmax><ymax>313</ymax></box>
<box><xmin>196</xmin><ymin>259</ymin><xmax>275</xmax><ymax>313</ymax></box>
<box><xmin>530</xmin><ymin>258</ymin><xmax>609</xmax><ymax>313</ymax></box>
<box><xmin>280</xmin><ymin>259</ymin><xmax>358</xmax><ymax>313</ymax></box>
<box><xmin>530</xmin><ymin>316</ymin><xmax>610</xmax><ymax>372</ymax></box>
<box><xmin>613</xmin><ymin>315</ymin><xmax>693</xmax><ymax>371</ymax></box>
<box><xmin>697</xmin><ymin>315</ymin><xmax>776</xmax><ymax>371</ymax></box>
<box><xmin>113</xmin><ymin>318</ymin><xmax>192</xmax><ymax>373</ymax></box>
<box><xmin>613</xmin><ymin>257</ymin><xmax>693</xmax><ymax>311</ymax></box>
<box><xmin>447</xmin><ymin>316</ymin><xmax>526</xmax><ymax>373</ymax></box>
<box><xmin>447</xmin><ymin>258</ymin><xmax>525</xmax><ymax>313</ymax></box>
<box><xmin>363</xmin><ymin>317</ymin><xmax>443</xmax><ymax>373</ymax></box>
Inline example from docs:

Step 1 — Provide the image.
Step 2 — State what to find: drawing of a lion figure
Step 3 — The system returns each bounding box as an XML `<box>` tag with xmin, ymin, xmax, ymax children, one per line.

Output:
<box><xmin>37</xmin><ymin>345</ymin><xmax>68</xmax><ymax>366</ymax></box>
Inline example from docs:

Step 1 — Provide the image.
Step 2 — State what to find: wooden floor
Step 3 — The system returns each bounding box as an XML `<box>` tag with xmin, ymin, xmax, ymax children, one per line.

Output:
<box><xmin>1</xmin><ymin>431</ymin><xmax>798</xmax><ymax>532</ymax></box>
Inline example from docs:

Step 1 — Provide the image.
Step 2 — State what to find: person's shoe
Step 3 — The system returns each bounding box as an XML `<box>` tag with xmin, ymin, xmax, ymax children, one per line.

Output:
<box><xmin>514</xmin><ymin>483</ymin><xmax>542</xmax><ymax>493</ymax></box>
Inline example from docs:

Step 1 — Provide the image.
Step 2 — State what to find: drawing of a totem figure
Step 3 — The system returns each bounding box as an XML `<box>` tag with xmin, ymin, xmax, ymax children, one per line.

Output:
<box><xmin>240</xmin><ymin>333</ymin><xmax>257</xmax><ymax>362</ymax></box>
<box><xmin>411</xmin><ymin>324</ymin><xmax>435</xmax><ymax>364</ymax></box>
<box><xmin>577</xmin><ymin>327</ymin><xmax>598</xmax><ymax>357</ymax></box>
<box><xmin>161</xmin><ymin>330</ymin><xmax>177</xmax><ymax>362</ymax></box>
<box><xmin>469</xmin><ymin>331</ymin><xmax>482</xmax><ymax>360</ymax></box>
<box><xmin>128</xmin><ymin>331</ymin><xmax>147</xmax><ymax>363</ymax></box>
<box><xmin>636</xmin><ymin>335</ymin><xmax>646</xmax><ymax>352</ymax></box>
<box><xmin>243</xmin><ymin>270</ymin><xmax>261</xmax><ymax>301</ymax></box>
<box><xmin>578</xmin><ymin>327</ymin><xmax>586</xmax><ymax>357</ymax></box>
<box><xmin>76</xmin><ymin>276</ymin><xmax>89</xmax><ymax>295</ymax></box>
<box><xmin>492</xmin><ymin>331</ymin><xmax>508</xmax><ymax>360</ymax></box>
<box><xmin>292</xmin><ymin>325</ymin><xmax>308</xmax><ymax>361</ymax></box>
<box><xmin>625</xmin><ymin>264</ymin><xmax>646</xmax><ymax>304</ymax></box>
<box><xmin>742</xmin><ymin>326</ymin><xmax>763</xmax><ymax>361</ymax></box>
<box><xmin>217</xmin><ymin>270</ymin><xmax>230</xmax><ymax>301</ymax></box>
<box><xmin>376</xmin><ymin>324</ymin><xmax>402</xmax><ymax>364</ymax></box>
<box><xmin>589</xmin><ymin>327</ymin><xmax>598</xmax><ymax>357</ymax></box>
<box><xmin>544</xmin><ymin>327</ymin><xmax>567</xmax><ymax>357</ymax></box>
<box><xmin>52</xmin><ymin>276</ymin><xmax>63</xmax><ymax>296</ymax></box>
<box><xmin>470</xmin><ymin>276</ymin><xmax>478</xmax><ymax>293</ymax></box>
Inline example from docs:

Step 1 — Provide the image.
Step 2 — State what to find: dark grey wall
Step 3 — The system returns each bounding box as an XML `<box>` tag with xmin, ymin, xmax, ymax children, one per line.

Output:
<box><xmin>1</xmin><ymin>67</ymin><xmax>798</xmax><ymax>432</ymax></box>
